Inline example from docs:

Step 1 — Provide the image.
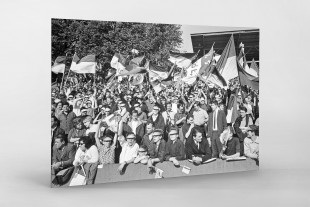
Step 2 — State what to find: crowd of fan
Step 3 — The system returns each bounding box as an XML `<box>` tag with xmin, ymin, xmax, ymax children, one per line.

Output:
<box><xmin>51</xmin><ymin>79</ymin><xmax>259</xmax><ymax>186</ymax></box>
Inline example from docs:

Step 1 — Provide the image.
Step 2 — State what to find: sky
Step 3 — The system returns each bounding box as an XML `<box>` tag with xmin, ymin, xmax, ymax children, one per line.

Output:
<box><xmin>179</xmin><ymin>24</ymin><xmax>257</xmax><ymax>52</ymax></box>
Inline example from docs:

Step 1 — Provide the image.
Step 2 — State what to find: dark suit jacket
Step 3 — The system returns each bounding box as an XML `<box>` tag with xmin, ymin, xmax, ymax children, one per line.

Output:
<box><xmin>52</xmin><ymin>144</ymin><xmax>76</xmax><ymax>169</ymax></box>
<box><xmin>185</xmin><ymin>139</ymin><xmax>212</xmax><ymax>162</ymax></box>
<box><xmin>207</xmin><ymin>109</ymin><xmax>227</xmax><ymax>137</ymax></box>
<box><xmin>148</xmin><ymin>139</ymin><xmax>166</xmax><ymax>162</ymax></box>
<box><xmin>51</xmin><ymin>127</ymin><xmax>65</xmax><ymax>148</ymax></box>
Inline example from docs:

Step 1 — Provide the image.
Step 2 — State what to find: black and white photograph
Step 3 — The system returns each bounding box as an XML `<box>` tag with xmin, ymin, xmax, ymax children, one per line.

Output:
<box><xmin>51</xmin><ymin>18</ymin><xmax>259</xmax><ymax>187</ymax></box>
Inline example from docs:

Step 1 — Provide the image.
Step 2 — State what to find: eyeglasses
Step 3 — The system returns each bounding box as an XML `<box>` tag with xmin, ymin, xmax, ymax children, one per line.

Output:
<box><xmin>138</xmin><ymin>150</ymin><xmax>146</xmax><ymax>153</ymax></box>
<box><xmin>79</xmin><ymin>142</ymin><xmax>85</xmax><ymax>146</ymax></box>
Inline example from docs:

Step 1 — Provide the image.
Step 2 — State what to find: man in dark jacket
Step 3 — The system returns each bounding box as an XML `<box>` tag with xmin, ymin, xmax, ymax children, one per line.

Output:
<box><xmin>122</xmin><ymin>110</ymin><xmax>145</xmax><ymax>145</ymax></box>
<box><xmin>147</xmin><ymin>129</ymin><xmax>166</xmax><ymax>170</ymax></box>
<box><xmin>51</xmin><ymin>134</ymin><xmax>76</xmax><ymax>185</ymax></box>
<box><xmin>165</xmin><ymin>128</ymin><xmax>185</xmax><ymax>166</ymax></box>
<box><xmin>185</xmin><ymin>128</ymin><xmax>212</xmax><ymax>165</ymax></box>
<box><xmin>208</xmin><ymin>101</ymin><xmax>227</xmax><ymax>158</ymax></box>
<box><xmin>147</xmin><ymin>105</ymin><xmax>166</xmax><ymax>140</ymax></box>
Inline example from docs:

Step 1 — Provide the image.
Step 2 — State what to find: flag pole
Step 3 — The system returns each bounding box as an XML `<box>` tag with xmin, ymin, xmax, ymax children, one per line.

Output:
<box><xmin>60</xmin><ymin>53</ymin><xmax>67</xmax><ymax>91</ymax></box>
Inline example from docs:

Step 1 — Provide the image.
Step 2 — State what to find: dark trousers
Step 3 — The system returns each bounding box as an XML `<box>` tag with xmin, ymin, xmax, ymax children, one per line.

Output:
<box><xmin>210</xmin><ymin>131</ymin><xmax>222</xmax><ymax>158</ymax></box>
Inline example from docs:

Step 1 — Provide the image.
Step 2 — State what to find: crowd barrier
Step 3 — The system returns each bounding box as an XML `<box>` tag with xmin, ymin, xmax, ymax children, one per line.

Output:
<box><xmin>89</xmin><ymin>158</ymin><xmax>258</xmax><ymax>185</ymax></box>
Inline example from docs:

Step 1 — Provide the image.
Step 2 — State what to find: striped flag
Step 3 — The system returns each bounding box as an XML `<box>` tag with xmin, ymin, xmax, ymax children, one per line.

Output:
<box><xmin>51</xmin><ymin>56</ymin><xmax>66</xmax><ymax>74</ymax></box>
<box><xmin>237</xmin><ymin>60</ymin><xmax>259</xmax><ymax>90</ymax></box>
<box><xmin>250</xmin><ymin>58</ymin><xmax>259</xmax><ymax>76</ymax></box>
<box><xmin>71</xmin><ymin>54</ymin><xmax>96</xmax><ymax>74</ymax></box>
<box><xmin>237</xmin><ymin>45</ymin><xmax>258</xmax><ymax>79</ymax></box>
<box><xmin>168</xmin><ymin>51</ymin><xmax>199</xmax><ymax>69</ymax></box>
<box><xmin>147</xmin><ymin>62</ymin><xmax>168</xmax><ymax>81</ymax></box>
<box><xmin>198</xmin><ymin>45</ymin><xmax>214</xmax><ymax>76</ymax></box>
<box><xmin>69</xmin><ymin>53</ymin><xmax>80</xmax><ymax>72</ymax></box>
<box><xmin>216</xmin><ymin>34</ymin><xmax>238</xmax><ymax>83</ymax></box>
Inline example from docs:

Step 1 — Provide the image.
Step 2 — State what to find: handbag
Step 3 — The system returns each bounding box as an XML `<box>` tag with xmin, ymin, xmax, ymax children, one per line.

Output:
<box><xmin>69</xmin><ymin>165</ymin><xmax>87</xmax><ymax>186</ymax></box>
<box><xmin>55</xmin><ymin>166</ymin><xmax>74</xmax><ymax>185</ymax></box>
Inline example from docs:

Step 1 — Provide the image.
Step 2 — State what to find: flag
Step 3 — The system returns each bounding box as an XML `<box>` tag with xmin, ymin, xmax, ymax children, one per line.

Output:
<box><xmin>69</xmin><ymin>53</ymin><xmax>80</xmax><ymax>72</ymax></box>
<box><xmin>126</xmin><ymin>56</ymin><xmax>145</xmax><ymax>70</ymax></box>
<box><xmin>250</xmin><ymin>58</ymin><xmax>259</xmax><ymax>76</ymax></box>
<box><xmin>226</xmin><ymin>94</ymin><xmax>238</xmax><ymax>123</ymax></box>
<box><xmin>237</xmin><ymin>61</ymin><xmax>259</xmax><ymax>90</ymax></box>
<box><xmin>161</xmin><ymin>63</ymin><xmax>176</xmax><ymax>81</ymax></box>
<box><xmin>198</xmin><ymin>60</ymin><xmax>227</xmax><ymax>88</ymax></box>
<box><xmin>147</xmin><ymin>62</ymin><xmax>168</xmax><ymax>81</ymax></box>
<box><xmin>110</xmin><ymin>53</ymin><xmax>128</xmax><ymax>75</ymax></box>
<box><xmin>198</xmin><ymin>45</ymin><xmax>214</xmax><ymax>76</ymax></box>
<box><xmin>51</xmin><ymin>56</ymin><xmax>66</xmax><ymax>74</ymax></box>
<box><xmin>168</xmin><ymin>51</ymin><xmax>198</xmax><ymax>69</ymax></box>
<box><xmin>216</xmin><ymin>34</ymin><xmax>238</xmax><ymax>83</ymax></box>
<box><xmin>237</xmin><ymin>47</ymin><xmax>258</xmax><ymax>79</ymax></box>
<box><xmin>181</xmin><ymin>57</ymin><xmax>201</xmax><ymax>85</ymax></box>
<box><xmin>71</xmin><ymin>54</ymin><xmax>96</xmax><ymax>74</ymax></box>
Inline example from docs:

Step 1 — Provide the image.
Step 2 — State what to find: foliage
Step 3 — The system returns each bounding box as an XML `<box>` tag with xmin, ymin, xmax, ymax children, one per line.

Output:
<box><xmin>51</xmin><ymin>18</ymin><xmax>183</xmax><ymax>75</ymax></box>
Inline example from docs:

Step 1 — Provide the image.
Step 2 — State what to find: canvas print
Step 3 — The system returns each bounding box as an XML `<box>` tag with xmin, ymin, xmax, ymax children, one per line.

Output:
<box><xmin>51</xmin><ymin>18</ymin><xmax>259</xmax><ymax>187</ymax></box>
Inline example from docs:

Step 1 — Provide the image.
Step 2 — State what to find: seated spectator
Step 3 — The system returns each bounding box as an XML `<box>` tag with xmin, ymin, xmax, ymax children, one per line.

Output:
<box><xmin>118</xmin><ymin>133</ymin><xmax>139</xmax><ymax>173</ymax></box>
<box><xmin>234</xmin><ymin>106</ymin><xmax>253</xmax><ymax>156</ymax></box>
<box><xmin>219</xmin><ymin>126</ymin><xmax>240</xmax><ymax>160</ymax></box>
<box><xmin>165</xmin><ymin>128</ymin><xmax>185</xmax><ymax>166</ymax></box>
<box><xmin>147</xmin><ymin>129</ymin><xmax>166</xmax><ymax>170</ymax></box>
<box><xmin>244</xmin><ymin>125</ymin><xmax>259</xmax><ymax>160</ymax></box>
<box><xmin>51</xmin><ymin>134</ymin><xmax>76</xmax><ymax>185</ymax></box>
<box><xmin>73</xmin><ymin>136</ymin><xmax>99</xmax><ymax>185</ymax></box>
<box><xmin>185</xmin><ymin>128</ymin><xmax>212</xmax><ymax>165</ymax></box>
<box><xmin>133</xmin><ymin>145</ymin><xmax>149</xmax><ymax>164</ymax></box>
<box><xmin>68</xmin><ymin>117</ymin><xmax>86</xmax><ymax>146</ymax></box>
<box><xmin>95</xmin><ymin>121</ymin><xmax>118</xmax><ymax>165</ymax></box>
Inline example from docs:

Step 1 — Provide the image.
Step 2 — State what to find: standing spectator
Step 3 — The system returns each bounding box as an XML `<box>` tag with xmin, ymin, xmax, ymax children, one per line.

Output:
<box><xmin>208</xmin><ymin>101</ymin><xmax>227</xmax><ymax>158</ymax></box>
<box><xmin>147</xmin><ymin>105</ymin><xmax>166</xmax><ymax>135</ymax></box>
<box><xmin>51</xmin><ymin>115</ymin><xmax>65</xmax><ymax>148</ymax></box>
<box><xmin>58</xmin><ymin>102</ymin><xmax>76</xmax><ymax>138</ymax></box>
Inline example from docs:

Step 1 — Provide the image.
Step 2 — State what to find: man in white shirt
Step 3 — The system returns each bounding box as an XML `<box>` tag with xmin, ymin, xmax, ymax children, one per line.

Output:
<box><xmin>118</xmin><ymin>133</ymin><xmax>139</xmax><ymax>174</ymax></box>
<box><xmin>162</xmin><ymin>102</ymin><xmax>176</xmax><ymax>126</ymax></box>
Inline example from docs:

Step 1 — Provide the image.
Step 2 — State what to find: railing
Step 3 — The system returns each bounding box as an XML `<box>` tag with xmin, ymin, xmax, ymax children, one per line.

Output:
<box><xmin>93</xmin><ymin>158</ymin><xmax>258</xmax><ymax>184</ymax></box>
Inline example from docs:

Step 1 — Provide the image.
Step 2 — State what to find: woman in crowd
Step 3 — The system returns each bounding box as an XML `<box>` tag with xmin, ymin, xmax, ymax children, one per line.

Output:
<box><xmin>73</xmin><ymin>136</ymin><xmax>99</xmax><ymax>185</ymax></box>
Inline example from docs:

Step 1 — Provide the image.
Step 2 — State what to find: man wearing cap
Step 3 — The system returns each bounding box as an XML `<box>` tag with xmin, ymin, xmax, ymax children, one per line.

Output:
<box><xmin>147</xmin><ymin>129</ymin><xmax>166</xmax><ymax>169</ymax></box>
<box><xmin>208</xmin><ymin>100</ymin><xmax>227</xmax><ymax>158</ymax></box>
<box><xmin>147</xmin><ymin>104</ymin><xmax>166</xmax><ymax>135</ymax></box>
<box><xmin>118</xmin><ymin>133</ymin><xmax>139</xmax><ymax>173</ymax></box>
<box><xmin>244</xmin><ymin>125</ymin><xmax>259</xmax><ymax>160</ymax></box>
<box><xmin>165</xmin><ymin>128</ymin><xmax>185</xmax><ymax>166</ymax></box>
<box><xmin>134</xmin><ymin>103</ymin><xmax>147</xmax><ymax>124</ymax></box>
